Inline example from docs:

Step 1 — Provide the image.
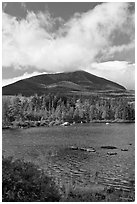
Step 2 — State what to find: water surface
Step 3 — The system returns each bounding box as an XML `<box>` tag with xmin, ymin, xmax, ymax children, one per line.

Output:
<box><xmin>3</xmin><ymin>123</ymin><xmax>135</xmax><ymax>190</ymax></box>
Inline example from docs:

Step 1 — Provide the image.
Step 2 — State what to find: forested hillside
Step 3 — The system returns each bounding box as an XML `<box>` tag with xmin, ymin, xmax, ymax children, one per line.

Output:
<box><xmin>2</xmin><ymin>71</ymin><xmax>125</xmax><ymax>96</ymax></box>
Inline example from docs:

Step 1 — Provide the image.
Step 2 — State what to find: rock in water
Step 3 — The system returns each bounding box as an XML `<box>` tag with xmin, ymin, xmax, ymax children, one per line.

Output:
<box><xmin>107</xmin><ymin>152</ymin><xmax>117</xmax><ymax>156</ymax></box>
<box><xmin>86</xmin><ymin>148</ymin><xmax>96</xmax><ymax>152</ymax></box>
<box><xmin>69</xmin><ymin>146</ymin><xmax>78</xmax><ymax>150</ymax></box>
<box><xmin>101</xmin><ymin>146</ymin><xmax>117</xmax><ymax>149</ymax></box>
<box><xmin>121</xmin><ymin>148</ymin><xmax>128</xmax><ymax>151</ymax></box>
<box><xmin>61</xmin><ymin>122</ymin><xmax>70</xmax><ymax>126</ymax></box>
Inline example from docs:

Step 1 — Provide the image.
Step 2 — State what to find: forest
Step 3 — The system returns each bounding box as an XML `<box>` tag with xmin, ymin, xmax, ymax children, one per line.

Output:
<box><xmin>2</xmin><ymin>93</ymin><xmax>135</xmax><ymax>128</ymax></box>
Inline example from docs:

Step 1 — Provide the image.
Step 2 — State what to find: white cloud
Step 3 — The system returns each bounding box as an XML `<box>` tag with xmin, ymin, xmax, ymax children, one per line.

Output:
<box><xmin>86</xmin><ymin>61</ymin><xmax>135</xmax><ymax>90</ymax></box>
<box><xmin>2</xmin><ymin>71</ymin><xmax>47</xmax><ymax>87</ymax></box>
<box><xmin>2</xmin><ymin>2</ymin><xmax>134</xmax><ymax>73</ymax></box>
<box><xmin>98</xmin><ymin>41</ymin><xmax>135</xmax><ymax>62</ymax></box>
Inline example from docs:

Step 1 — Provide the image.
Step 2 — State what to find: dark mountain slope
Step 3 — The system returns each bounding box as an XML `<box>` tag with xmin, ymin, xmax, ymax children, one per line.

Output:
<box><xmin>2</xmin><ymin>70</ymin><xmax>126</xmax><ymax>96</ymax></box>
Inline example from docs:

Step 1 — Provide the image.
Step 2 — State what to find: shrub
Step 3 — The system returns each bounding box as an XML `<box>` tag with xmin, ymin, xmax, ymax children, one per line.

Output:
<box><xmin>2</xmin><ymin>156</ymin><xmax>61</xmax><ymax>202</ymax></box>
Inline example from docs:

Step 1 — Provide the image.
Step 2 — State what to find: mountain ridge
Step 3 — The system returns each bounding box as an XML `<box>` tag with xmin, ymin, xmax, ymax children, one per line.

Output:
<box><xmin>2</xmin><ymin>70</ymin><xmax>126</xmax><ymax>96</ymax></box>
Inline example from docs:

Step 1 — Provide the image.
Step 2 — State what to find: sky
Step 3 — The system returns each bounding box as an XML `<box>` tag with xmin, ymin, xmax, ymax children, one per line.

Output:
<box><xmin>2</xmin><ymin>2</ymin><xmax>135</xmax><ymax>89</ymax></box>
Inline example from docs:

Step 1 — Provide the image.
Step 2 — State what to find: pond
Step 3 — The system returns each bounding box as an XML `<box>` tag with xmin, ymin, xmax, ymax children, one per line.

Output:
<box><xmin>3</xmin><ymin>123</ymin><xmax>135</xmax><ymax>191</ymax></box>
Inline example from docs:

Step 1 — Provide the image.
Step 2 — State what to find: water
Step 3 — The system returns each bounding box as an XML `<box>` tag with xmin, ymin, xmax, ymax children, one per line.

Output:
<box><xmin>3</xmin><ymin>123</ymin><xmax>135</xmax><ymax>191</ymax></box>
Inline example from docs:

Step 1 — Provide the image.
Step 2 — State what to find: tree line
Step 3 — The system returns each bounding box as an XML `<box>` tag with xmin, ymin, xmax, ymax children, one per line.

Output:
<box><xmin>2</xmin><ymin>94</ymin><xmax>135</xmax><ymax>127</ymax></box>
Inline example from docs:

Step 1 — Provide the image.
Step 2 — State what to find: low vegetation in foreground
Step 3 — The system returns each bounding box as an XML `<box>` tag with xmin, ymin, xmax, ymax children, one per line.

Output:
<box><xmin>2</xmin><ymin>156</ymin><xmax>135</xmax><ymax>202</ymax></box>
<box><xmin>2</xmin><ymin>93</ymin><xmax>135</xmax><ymax>129</ymax></box>
<box><xmin>2</xmin><ymin>156</ymin><xmax>61</xmax><ymax>202</ymax></box>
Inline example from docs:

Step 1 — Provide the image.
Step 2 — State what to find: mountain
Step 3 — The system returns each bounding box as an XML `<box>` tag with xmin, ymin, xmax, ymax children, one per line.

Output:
<box><xmin>2</xmin><ymin>70</ymin><xmax>126</xmax><ymax>96</ymax></box>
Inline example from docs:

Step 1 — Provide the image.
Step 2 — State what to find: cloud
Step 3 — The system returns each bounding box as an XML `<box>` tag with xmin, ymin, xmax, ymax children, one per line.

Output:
<box><xmin>2</xmin><ymin>2</ymin><xmax>134</xmax><ymax>73</ymax></box>
<box><xmin>86</xmin><ymin>61</ymin><xmax>135</xmax><ymax>90</ymax></box>
<box><xmin>2</xmin><ymin>71</ymin><xmax>47</xmax><ymax>87</ymax></box>
<box><xmin>107</xmin><ymin>42</ymin><xmax>134</xmax><ymax>56</ymax></box>
<box><xmin>97</xmin><ymin>41</ymin><xmax>135</xmax><ymax>62</ymax></box>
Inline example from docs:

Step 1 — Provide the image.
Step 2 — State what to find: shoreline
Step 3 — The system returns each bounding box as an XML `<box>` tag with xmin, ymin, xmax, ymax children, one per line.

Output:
<box><xmin>2</xmin><ymin>119</ymin><xmax>135</xmax><ymax>130</ymax></box>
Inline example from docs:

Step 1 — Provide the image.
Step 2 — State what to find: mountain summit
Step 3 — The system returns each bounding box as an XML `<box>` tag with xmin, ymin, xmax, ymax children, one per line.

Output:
<box><xmin>2</xmin><ymin>70</ymin><xmax>126</xmax><ymax>96</ymax></box>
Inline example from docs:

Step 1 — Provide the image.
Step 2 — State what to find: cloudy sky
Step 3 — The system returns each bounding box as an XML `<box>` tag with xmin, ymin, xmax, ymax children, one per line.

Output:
<box><xmin>2</xmin><ymin>2</ymin><xmax>135</xmax><ymax>89</ymax></box>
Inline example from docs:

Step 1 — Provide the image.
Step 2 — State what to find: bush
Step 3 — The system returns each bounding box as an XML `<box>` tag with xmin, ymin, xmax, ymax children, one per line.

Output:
<box><xmin>2</xmin><ymin>156</ymin><xmax>61</xmax><ymax>202</ymax></box>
